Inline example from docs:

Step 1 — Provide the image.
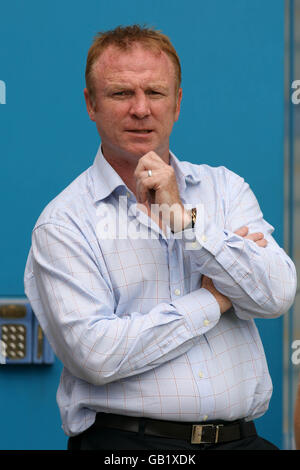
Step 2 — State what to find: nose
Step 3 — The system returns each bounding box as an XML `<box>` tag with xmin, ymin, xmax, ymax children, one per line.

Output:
<box><xmin>129</xmin><ymin>91</ymin><xmax>151</xmax><ymax>119</ymax></box>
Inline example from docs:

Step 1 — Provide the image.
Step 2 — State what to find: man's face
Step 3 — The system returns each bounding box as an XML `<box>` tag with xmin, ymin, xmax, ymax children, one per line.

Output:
<box><xmin>84</xmin><ymin>43</ymin><xmax>182</xmax><ymax>165</ymax></box>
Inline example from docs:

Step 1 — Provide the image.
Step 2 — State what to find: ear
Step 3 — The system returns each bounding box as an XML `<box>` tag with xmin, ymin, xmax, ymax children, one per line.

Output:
<box><xmin>84</xmin><ymin>88</ymin><xmax>96</xmax><ymax>121</ymax></box>
<box><xmin>174</xmin><ymin>87</ymin><xmax>182</xmax><ymax>122</ymax></box>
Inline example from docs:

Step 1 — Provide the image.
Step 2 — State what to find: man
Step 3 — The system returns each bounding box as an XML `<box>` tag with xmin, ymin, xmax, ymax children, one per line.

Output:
<box><xmin>24</xmin><ymin>25</ymin><xmax>296</xmax><ymax>450</ymax></box>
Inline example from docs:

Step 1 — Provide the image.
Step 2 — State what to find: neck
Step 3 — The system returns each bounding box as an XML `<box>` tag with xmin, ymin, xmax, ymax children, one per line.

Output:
<box><xmin>103</xmin><ymin>152</ymin><xmax>137</xmax><ymax>194</ymax></box>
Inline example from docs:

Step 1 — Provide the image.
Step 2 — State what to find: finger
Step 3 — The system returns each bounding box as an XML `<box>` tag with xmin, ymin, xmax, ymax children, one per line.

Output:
<box><xmin>244</xmin><ymin>232</ymin><xmax>268</xmax><ymax>248</ymax></box>
<box><xmin>135</xmin><ymin>151</ymin><xmax>166</xmax><ymax>174</ymax></box>
<box><xmin>134</xmin><ymin>158</ymin><xmax>165</xmax><ymax>195</ymax></box>
<box><xmin>254</xmin><ymin>239</ymin><xmax>268</xmax><ymax>248</ymax></box>
<box><xmin>136</xmin><ymin>180</ymin><xmax>150</xmax><ymax>204</ymax></box>
<box><xmin>141</xmin><ymin>169</ymin><xmax>157</xmax><ymax>180</ymax></box>
<box><xmin>136</xmin><ymin>176</ymin><xmax>151</xmax><ymax>204</ymax></box>
<box><xmin>235</xmin><ymin>226</ymin><xmax>248</xmax><ymax>237</ymax></box>
<box><xmin>136</xmin><ymin>172</ymin><xmax>159</xmax><ymax>204</ymax></box>
<box><xmin>245</xmin><ymin>232</ymin><xmax>264</xmax><ymax>242</ymax></box>
<box><xmin>141</xmin><ymin>150</ymin><xmax>166</xmax><ymax>165</ymax></box>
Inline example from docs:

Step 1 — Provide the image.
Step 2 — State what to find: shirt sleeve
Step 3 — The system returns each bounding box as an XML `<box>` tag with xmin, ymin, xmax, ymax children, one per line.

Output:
<box><xmin>24</xmin><ymin>221</ymin><xmax>220</xmax><ymax>386</ymax></box>
<box><xmin>182</xmin><ymin>169</ymin><xmax>297</xmax><ymax>320</ymax></box>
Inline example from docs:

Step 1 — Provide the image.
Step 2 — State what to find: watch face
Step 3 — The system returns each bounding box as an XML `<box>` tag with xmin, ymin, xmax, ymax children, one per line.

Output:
<box><xmin>191</xmin><ymin>208</ymin><xmax>197</xmax><ymax>227</ymax></box>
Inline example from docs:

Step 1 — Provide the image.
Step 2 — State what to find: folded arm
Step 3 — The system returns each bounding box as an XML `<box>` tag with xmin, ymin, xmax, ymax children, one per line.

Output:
<box><xmin>184</xmin><ymin>170</ymin><xmax>297</xmax><ymax>320</ymax></box>
<box><xmin>25</xmin><ymin>222</ymin><xmax>222</xmax><ymax>386</ymax></box>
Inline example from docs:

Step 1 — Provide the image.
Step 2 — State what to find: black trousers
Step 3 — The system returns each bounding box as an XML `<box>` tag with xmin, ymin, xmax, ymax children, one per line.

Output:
<box><xmin>68</xmin><ymin>420</ymin><xmax>279</xmax><ymax>451</ymax></box>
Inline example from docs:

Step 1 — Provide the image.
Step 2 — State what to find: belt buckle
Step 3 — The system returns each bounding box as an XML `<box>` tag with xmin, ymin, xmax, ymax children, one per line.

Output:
<box><xmin>191</xmin><ymin>424</ymin><xmax>223</xmax><ymax>444</ymax></box>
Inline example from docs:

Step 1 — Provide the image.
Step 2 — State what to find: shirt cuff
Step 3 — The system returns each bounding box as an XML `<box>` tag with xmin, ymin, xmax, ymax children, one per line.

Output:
<box><xmin>171</xmin><ymin>287</ymin><xmax>221</xmax><ymax>337</ymax></box>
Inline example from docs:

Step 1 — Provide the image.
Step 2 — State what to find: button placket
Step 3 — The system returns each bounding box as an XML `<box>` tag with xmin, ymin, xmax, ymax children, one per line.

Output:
<box><xmin>168</xmin><ymin>242</ymin><xmax>182</xmax><ymax>300</ymax></box>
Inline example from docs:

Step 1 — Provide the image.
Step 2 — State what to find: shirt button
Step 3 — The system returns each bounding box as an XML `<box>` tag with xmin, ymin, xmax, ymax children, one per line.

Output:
<box><xmin>174</xmin><ymin>289</ymin><xmax>181</xmax><ymax>296</ymax></box>
<box><xmin>203</xmin><ymin>319</ymin><xmax>210</xmax><ymax>326</ymax></box>
<box><xmin>203</xmin><ymin>415</ymin><xmax>208</xmax><ymax>421</ymax></box>
<box><xmin>201</xmin><ymin>235</ymin><xmax>207</xmax><ymax>242</ymax></box>
<box><xmin>198</xmin><ymin>371</ymin><xmax>204</xmax><ymax>378</ymax></box>
<box><xmin>126</xmin><ymin>191</ymin><xmax>131</xmax><ymax>198</ymax></box>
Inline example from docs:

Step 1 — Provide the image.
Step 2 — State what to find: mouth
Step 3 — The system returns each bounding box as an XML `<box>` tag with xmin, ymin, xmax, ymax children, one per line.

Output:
<box><xmin>125</xmin><ymin>129</ymin><xmax>153</xmax><ymax>134</ymax></box>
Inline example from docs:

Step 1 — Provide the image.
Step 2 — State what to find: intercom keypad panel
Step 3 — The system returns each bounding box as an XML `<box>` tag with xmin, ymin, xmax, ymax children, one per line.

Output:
<box><xmin>1</xmin><ymin>324</ymin><xmax>27</xmax><ymax>360</ymax></box>
<box><xmin>0</xmin><ymin>302</ymin><xmax>54</xmax><ymax>365</ymax></box>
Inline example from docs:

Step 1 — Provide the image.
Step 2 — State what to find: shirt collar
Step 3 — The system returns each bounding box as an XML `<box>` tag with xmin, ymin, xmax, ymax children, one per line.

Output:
<box><xmin>91</xmin><ymin>146</ymin><xmax>126</xmax><ymax>202</ymax></box>
<box><xmin>90</xmin><ymin>145</ymin><xmax>201</xmax><ymax>203</ymax></box>
<box><xmin>169</xmin><ymin>151</ymin><xmax>201</xmax><ymax>191</ymax></box>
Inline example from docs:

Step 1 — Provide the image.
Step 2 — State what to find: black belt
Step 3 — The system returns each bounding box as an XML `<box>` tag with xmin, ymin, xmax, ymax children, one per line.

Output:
<box><xmin>95</xmin><ymin>413</ymin><xmax>257</xmax><ymax>445</ymax></box>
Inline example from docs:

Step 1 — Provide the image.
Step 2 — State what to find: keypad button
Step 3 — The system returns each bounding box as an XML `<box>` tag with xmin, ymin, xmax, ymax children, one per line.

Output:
<box><xmin>1</xmin><ymin>324</ymin><xmax>26</xmax><ymax>360</ymax></box>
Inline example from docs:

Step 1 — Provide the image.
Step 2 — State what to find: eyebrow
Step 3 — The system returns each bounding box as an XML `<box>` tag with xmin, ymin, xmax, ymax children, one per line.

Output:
<box><xmin>105</xmin><ymin>82</ymin><xmax>169</xmax><ymax>92</ymax></box>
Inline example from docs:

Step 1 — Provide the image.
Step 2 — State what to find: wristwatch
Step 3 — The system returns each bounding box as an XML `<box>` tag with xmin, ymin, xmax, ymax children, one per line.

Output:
<box><xmin>184</xmin><ymin>207</ymin><xmax>197</xmax><ymax>230</ymax></box>
<box><xmin>191</xmin><ymin>207</ymin><xmax>197</xmax><ymax>229</ymax></box>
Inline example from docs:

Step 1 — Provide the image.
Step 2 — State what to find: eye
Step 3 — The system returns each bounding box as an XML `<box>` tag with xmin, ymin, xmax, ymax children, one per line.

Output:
<box><xmin>146</xmin><ymin>89</ymin><xmax>166</xmax><ymax>98</ymax></box>
<box><xmin>113</xmin><ymin>90</ymin><xmax>132</xmax><ymax>97</ymax></box>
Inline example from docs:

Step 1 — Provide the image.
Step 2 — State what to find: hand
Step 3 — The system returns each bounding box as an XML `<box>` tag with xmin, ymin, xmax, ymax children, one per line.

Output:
<box><xmin>201</xmin><ymin>226</ymin><xmax>267</xmax><ymax>314</ymax></box>
<box><xmin>134</xmin><ymin>151</ymin><xmax>190</xmax><ymax>231</ymax></box>
<box><xmin>234</xmin><ymin>225</ymin><xmax>268</xmax><ymax>247</ymax></box>
<box><xmin>134</xmin><ymin>151</ymin><xmax>181</xmax><ymax>206</ymax></box>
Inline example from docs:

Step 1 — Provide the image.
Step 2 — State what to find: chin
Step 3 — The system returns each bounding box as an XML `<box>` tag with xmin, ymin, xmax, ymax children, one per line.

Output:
<box><xmin>127</xmin><ymin>146</ymin><xmax>154</xmax><ymax>158</ymax></box>
<box><xmin>122</xmin><ymin>137</ymin><xmax>158</xmax><ymax>156</ymax></box>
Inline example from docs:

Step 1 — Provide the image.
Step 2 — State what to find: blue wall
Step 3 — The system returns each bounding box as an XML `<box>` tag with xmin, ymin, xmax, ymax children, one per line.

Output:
<box><xmin>0</xmin><ymin>0</ymin><xmax>285</xmax><ymax>449</ymax></box>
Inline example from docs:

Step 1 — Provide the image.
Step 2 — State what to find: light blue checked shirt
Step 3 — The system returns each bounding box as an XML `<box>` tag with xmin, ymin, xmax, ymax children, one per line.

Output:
<box><xmin>24</xmin><ymin>146</ymin><xmax>296</xmax><ymax>436</ymax></box>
